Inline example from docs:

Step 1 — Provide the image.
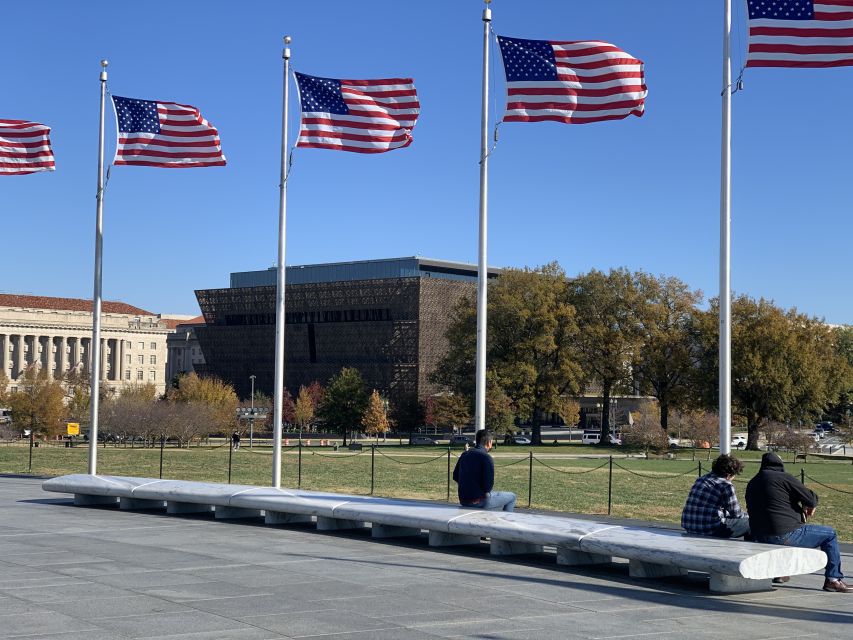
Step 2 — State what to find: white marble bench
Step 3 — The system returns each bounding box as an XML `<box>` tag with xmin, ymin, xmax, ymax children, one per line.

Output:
<box><xmin>42</xmin><ymin>474</ymin><xmax>827</xmax><ymax>593</ymax></box>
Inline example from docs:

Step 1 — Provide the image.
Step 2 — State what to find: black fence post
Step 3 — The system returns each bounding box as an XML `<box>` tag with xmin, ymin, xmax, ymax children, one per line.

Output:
<box><xmin>801</xmin><ymin>468</ymin><xmax>805</xmax><ymax>485</ymax></box>
<box><xmin>28</xmin><ymin>431</ymin><xmax>34</xmax><ymax>472</ymax></box>
<box><xmin>698</xmin><ymin>461</ymin><xmax>702</xmax><ymax>477</ymax></box>
<box><xmin>607</xmin><ymin>456</ymin><xmax>613</xmax><ymax>516</ymax></box>
<box><xmin>446</xmin><ymin>448</ymin><xmax>451</xmax><ymax>502</ymax></box>
<box><xmin>159</xmin><ymin>434</ymin><xmax>165</xmax><ymax>479</ymax></box>
<box><xmin>527</xmin><ymin>451</ymin><xmax>533</xmax><ymax>508</ymax></box>
<box><xmin>297</xmin><ymin>440</ymin><xmax>302</xmax><ymax>488</ymax></box>
<box><xmin>370</xmin><ymin>445</ymin><xmax>375</xmax><ymax>495</ymax></box>
<box><xmin>227</xmin><ymin>437</ymin><xmax>233</xmax><ymax>484</ymax></box>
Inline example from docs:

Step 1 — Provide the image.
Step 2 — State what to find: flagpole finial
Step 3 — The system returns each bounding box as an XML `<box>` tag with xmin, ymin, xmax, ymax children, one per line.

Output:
<box><xmin>483</xmin><ymin>0</ymin><xmax>491</xmax><ymax>21</ymax></box>
<box><xmin>100</xmin><ymin>59</ymin><xmax>109</xmax><ymax>68</ymax></box>
<box><xmin>100</xmin><ymin>59</ymin><xmax>108</xmax><ymax>81</ymax></box>
<box><xmin>283</xmin><ymin>35</ymin><xmax>292</xmax><ymax>60</ymax></box>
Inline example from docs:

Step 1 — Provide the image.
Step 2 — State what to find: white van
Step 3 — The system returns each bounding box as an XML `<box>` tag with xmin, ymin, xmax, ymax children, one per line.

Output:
<box><xmin>582</xmin><ymin>430</ymin><xmax>621</xmax><ymax>445</ymax></box>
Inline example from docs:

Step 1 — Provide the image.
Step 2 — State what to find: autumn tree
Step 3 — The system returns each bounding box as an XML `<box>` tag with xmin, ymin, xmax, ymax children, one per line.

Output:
<box><xmin>427</xmin><ymin>393</ymin><xmax>470</xmax><ymax>433</ymax></box>
<box><xmin>568</xmin><ymin>268</ymin><xmax>644</xmax><ymax>446</ymax></box>
<box><xmin>168</xmin><ymin>372</ymin><xmax>238</xmax><ymax>435</ymax></box>
<box><xmin>673</xmin><ymin>409</ymin><xmax>719</xmax><ymax>461</ymax></box>
<box><xmin>622</xmin><ymin>404</ymin><xmax>669</xmax><ymax>456</ymax></box>
<box><xmin>434</xmin><ymin>263</ymin><xmax>582</xmax><ymax>445</ymax></box>
<box><xmin>776</xmin><ymin>426</ymin><xmax>816</xmax><ymax>459</ymax></box>
<box><xmin>279</xmin><ymin>389</ymin><xmax>296</xmax><ymax>427</ymax></box>
<box><xmin>694</xmin><ymin>296</ymin><xmax>847</xmax><ymax>450</ymax></box>
<box><xmin>318</xmin><ymin>368</ymin><xmax>369</xmax><ymax>445</ymax></box>
<box><xmin>61</xmin><ymin>368</ymin><xmax>90</xmax><ymax>424</ymax></box>
<box><xmin>362</xmin><ymin>390</ymin><xmax>390</xmax><ymax>442</ymax></box>
<box><xmin>5</xmin><ymin>366</ymin><xmax>65</xmax><ymax>437</ymax></box>
<box><xmin>633</xmin><ymin>273</ymin><xmax>702</xmax><ymax>431</ymax></box>
<box><xmin>294</xmin><ymin>385</ymin><xmax>314</xmax><ymax>432</ymax></box>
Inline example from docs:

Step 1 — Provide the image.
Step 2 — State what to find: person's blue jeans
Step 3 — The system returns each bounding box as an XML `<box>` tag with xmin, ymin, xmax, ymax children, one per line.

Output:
<box><xmin>755</xmin><ymin>524</ymin><xmax>843</xmax><ymax>580</ymax></box>
<box><xmin>463</xmin><ymin>491</ymin><xmax>517</xmax><ymax>512</ymax></box>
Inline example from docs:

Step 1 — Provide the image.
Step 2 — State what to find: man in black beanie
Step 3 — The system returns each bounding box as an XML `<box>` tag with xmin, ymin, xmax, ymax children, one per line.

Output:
<box><xmin>746</xmin><ymin>452</ymin><xmax>850</xmax><ymax>592</ymax></box>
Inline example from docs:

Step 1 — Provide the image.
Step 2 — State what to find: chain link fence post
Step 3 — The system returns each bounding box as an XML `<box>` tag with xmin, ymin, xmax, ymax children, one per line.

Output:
<box><xmin>527</xmin><ymin>451</ymin><xmax>533</xmax><ymax>508</ymax></box>
<box><xmin>607</xmin><ymin>456</ymin><xmax>613</xmax><ymax>515</ymax></box>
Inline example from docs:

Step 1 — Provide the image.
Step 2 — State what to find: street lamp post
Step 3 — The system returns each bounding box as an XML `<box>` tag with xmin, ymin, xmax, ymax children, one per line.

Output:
<box><xmin>249</xmin><ymin>375</ymin><xmax>256</xmax><ymax>448</ymax></box>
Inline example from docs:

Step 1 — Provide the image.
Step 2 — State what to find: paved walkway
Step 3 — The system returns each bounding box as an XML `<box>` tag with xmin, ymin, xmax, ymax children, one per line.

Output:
<box><xmin>1</xmin><ymin>476</ymin><xmax>851</xmax><ymax>640</ymax></box>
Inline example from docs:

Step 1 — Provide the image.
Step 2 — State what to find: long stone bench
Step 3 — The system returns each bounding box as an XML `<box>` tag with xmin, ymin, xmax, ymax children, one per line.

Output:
<box><xmin>42</xmin><ymin>474</ymin><xmax>827</xmax><ymax>593</ymax></box>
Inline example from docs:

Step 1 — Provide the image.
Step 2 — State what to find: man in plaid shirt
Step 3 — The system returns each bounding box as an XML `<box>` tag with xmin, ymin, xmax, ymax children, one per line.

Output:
<box><xmin>681</xmin><ymin>454</ymin><xmax>750</xmax><ymax>538</ymax></box>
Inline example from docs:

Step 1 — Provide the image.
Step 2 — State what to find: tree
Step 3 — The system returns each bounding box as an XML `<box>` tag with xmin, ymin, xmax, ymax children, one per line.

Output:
<box><xmin>362</xmin><ymin>390</ymin><xmax>390</xmax><ymax>442</ymax></box>
<box><xmin>5</xmin><ymin>366</ymin><xmax>65</xmax><ymax>437</ymax></box>
<box><xmin>62</xmin><ymin>368</ymin><xmax>90</xmax><ymax>424</ymax></box>
<box><xmin>427</xmin><ymin>393</ymin><xmax>470</xmax><ymax>433</ymax></box>
<box><xmin>675</xmin><ymin>409</ymin><xmax>719</xmax><ymax>461</ymax></box>
<box><xmin>168</xmin><ymin>372</ymin><xmax>239</xmax><ymax>435</ymax></box>
<box><xmin>622</xmin><ymin>404</ymin><xmax>669</xmax><ymax>457</ymax></box>
<box><xmin>294</xmin><ymin>386</ymin><xmax>314</xmax><ymax>432</ymax></box>
<box><xmin>554</xmin><ymin>396</ymin><xmax>580</xmax><ymax>429</ymax></box>
<box><xmin>634</xmin><ymin>273</ymin><xmax>703</xmax><ymax>431</ymax></box>
<box><xmin>434</xmin><ymin>263</ymin><xmax>582</xmax><ymax>445</ymax></box>
<box><xmin>485</xmin><ymin>383</ymin><xmax>515</xmax><ymax>436</ymax></box>
<box><xmin>280</xmin><ymin>389</ymin><xmax>296</xmax><ymax>427</ymax></box>
<box><xmin>318</xmin><ymin>368</ymin><xmax>368</xmax><ymax>445</ymax></box>
<box><xmin>776</xmin><ymin>426</ymin><xmax>816</xmax><ymax>459</ymax></box>
<box><xmin>694</xmin><ymin>296</ymin><xmax>847</xmax><ymax>450</ymax></box>
<box><xmin>569</xmin><ymin>268</ymin><xmax>644</xmax><ymax>446</ymax></box>
<box><xmin>306</xmin><ymin>381</ymin><xmax>325</xmax><ymax>412</ymax></box>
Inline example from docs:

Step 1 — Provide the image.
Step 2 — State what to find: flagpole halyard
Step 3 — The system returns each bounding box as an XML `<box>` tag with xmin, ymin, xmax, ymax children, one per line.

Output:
<box><xmin>474</xmin><ymin>1</ymin><xmax>492</xmax><ymax>435</ymax></box>
<box><xmin>272</xmin><ymin>36</ymin><xmax>292</xmax><ymax>489</ymax></box>
<box><xmin>719</xmin><ymin>0</ymin><xmax>732</xmax><ymax>456</ymax></box>
<box><xmin>87</xmin><ymin>59</ymin><xmax>109</xmax><ymax>475</ymax></box>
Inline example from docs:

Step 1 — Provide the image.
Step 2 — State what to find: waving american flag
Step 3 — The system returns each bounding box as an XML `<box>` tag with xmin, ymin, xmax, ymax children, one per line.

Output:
<box><xmin>0</xmin><ymin>120</ymin><xmax>55</xmax><ymax>175</ymax></box>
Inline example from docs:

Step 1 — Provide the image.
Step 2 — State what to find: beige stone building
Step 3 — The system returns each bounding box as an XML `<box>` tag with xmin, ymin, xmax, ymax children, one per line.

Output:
<box><xmin>0</xmin><ymin>294</ymin><xmax>172</xmax><ymax>396</ymax></box>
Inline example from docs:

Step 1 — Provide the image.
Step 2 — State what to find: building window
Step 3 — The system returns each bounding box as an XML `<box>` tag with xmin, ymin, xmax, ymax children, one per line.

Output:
<box><xmin>138</xmin><ymin>355</ymin><xmax>144</xmax><ymax>365</ymax></box>
<box><xmin>150</xmin><ymin>355</ymin><xmax>156</xmax><ymax>365</ymax></box>
<box><xmin>125</xmin><ymin>370</ymin><xmax>131</xmax><ymax>380</ymax></box>
<box><xmin>149</xmin><ymin>371</ymin><xmax>156</xmax><ymax>381</ymax></box>
<box><xmin>137</xmin><ymin>370</ymin><xmax>143</xmax><ymax>381</ymax></box>
<box><xmin>127</xmin><ymin>342</ymin><xmax>131</xmax><ymax>350</ymax></box>
<box><xmin>126</xmin><ymin>354</ymin><xmax>131</xmax><ymax>364</ymax></box>
<box><xmin>150</xmin><ymin>342</ymin><xmax>156</xmax><ymax>350</ymax></box>
<box><xmin>138</xmin><ymin>342</ymin><xmax>144</xmax><ymax>350</ymax></box>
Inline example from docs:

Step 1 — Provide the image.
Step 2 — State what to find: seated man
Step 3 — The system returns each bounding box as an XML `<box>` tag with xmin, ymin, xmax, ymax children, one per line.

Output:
<box><xmin>681</xmin><ymin>454</ymin><xmax>750</xmax><ymax>538</ymax></box>
<box><xmin>452</xmin><ymin>430</ymin><xmax>516</xmax><ymax>511</ymax></box>
<box><xmin>746</xmin><ymin>452</ymin><xmax>850</xmax><ymax>593</ymax></box>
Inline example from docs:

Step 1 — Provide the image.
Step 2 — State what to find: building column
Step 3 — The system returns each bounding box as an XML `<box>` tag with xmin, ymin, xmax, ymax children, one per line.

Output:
<box><xmin>29</xmin><ymin>335</ymin><xmax>39</xmax><ymax>370</ymax></box>
<box><xmin>83</xmin><ymin>337</ymin><xmax>91</xmax><ymax>375</ymax></box>
<box><xmin>0</xmin><ymin>334</ymin><xmax>6</xmax><ymax>376</ymax></box>
<box><xmin>44</xmin><ymin>336</ymin><xmax>55</xmax><ymax>379</ymax></box>
<box><xmin>14</xmin><ymin>335</ymin><xmax>24</xmax><ymax>379</ymax></box>
<box><xmin>118</xmin><ymin>339</ymin><xmax>125</xmax><ymax>384</ymax></box>
<box><xmin>99</xmin><ymin>338</ymin><xmax>107</xmax><ymax>381</ymax></box>
<box><xmin>58</xmin><ymin>336</ymin><xmax>67</xmax><ymax>377</ymax></box>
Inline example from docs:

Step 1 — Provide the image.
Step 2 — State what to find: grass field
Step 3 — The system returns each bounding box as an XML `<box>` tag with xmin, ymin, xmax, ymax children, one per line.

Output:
<box><xmin>3</xmin><ymin>440</ymin><xmax>851</xmax><ymax>541</ymax></box>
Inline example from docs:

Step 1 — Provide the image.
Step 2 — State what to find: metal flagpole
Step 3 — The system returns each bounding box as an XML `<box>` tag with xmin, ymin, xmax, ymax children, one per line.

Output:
<box><xmin>87</xmin><ymin>59</ymin><xmax>109</xmax><ymax>475</ymax></box>
<box><xmin>474</xmin><ymin>0</ymin><xmax>491</xmax><ymax>434</ymax></box>
<box><xmin>719</xmin><ymin>0</ymin><xmax>732</xmax><ymax>456</ymax></box>
<box><xmin>272</xmin><ymin>36</ymin><xmax>292</xmax><ymax>488</ymax></box>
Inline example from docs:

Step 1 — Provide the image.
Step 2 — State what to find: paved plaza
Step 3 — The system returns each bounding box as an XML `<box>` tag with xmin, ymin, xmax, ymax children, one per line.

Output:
<box><xmin>1</xmin><ymin>476</ymin><xmax>851</xmax><ymax>640</ymax></box>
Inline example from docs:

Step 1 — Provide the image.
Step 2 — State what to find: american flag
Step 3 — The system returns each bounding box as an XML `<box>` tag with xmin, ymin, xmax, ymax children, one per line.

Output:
<box><xmin>0</xmin><ymin>120</ymin><xmax>55</xmax><ymax>175</ymax></box>
<box><xmin>747</xmin><ymin>0</ymin><xmax>853</xmax><ymax>68</ymax></box>
<box><xmin>497</xmin><ymin>35</ymin><xmax>647</xmax><ymax>125</ymax></box>
<box><xmin>294</xmin><ymin>72</ymin><xmax>419</xmax><ymax>153</ymax></box>
<box><xmin>111</xmin><ymin>96</ymin><xmax>226</xmax><ymax>168</ymax></box>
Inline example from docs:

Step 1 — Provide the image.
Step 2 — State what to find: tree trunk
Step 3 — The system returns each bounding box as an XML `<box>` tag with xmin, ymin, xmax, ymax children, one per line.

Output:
<box><xmin>746</xmin><ymin>412</ymin><xmax>762</xmax><ymax>451</ymax></box>
<box><xmin>342</xmin><ymin>428</ymin><xmax>348</xmax><ymax>447</ymax></box>
<box><xmin>531</xmin><ymin>408</ymin><xmax>543</xmax><ymax>446</ymax></box>
<box><xmin>660</xmin><ymin>401</ymin><xmax>669</xmax><ymax>432</ymax></box>
<box><xmin>601</xmin><ymin>385</ymin><xmax>613</xmax><ymax>445</ymax></box>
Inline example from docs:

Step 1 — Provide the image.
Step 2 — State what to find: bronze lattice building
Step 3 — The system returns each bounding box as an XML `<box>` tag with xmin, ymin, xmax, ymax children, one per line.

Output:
<box><xmin>194</xmin><ymin>258</ymin><xmax>499</xmax><ymax>420</ymax></box>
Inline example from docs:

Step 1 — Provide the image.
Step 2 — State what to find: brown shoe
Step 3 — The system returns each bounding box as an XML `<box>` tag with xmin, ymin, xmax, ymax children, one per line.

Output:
<box><xmin>823</xmin><ymin>579</ymin><xmax>853</xmax><ymax>593</ymax></box>
<box><xmin>772</xmin><ymin>576</ymin><xmax>790</xmax><ymax>584</ymax></box>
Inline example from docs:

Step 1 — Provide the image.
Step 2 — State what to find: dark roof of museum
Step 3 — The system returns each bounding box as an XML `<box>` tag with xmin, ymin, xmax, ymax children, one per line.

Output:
<box><xmin>0</xmin><ymin>294</ymin><xmax>154</xmax><ymax>316</ymax></box>
<box><xmin>229</xmin><ymin>256</ymin><xmax>501</xmax><ymax>288</ymax></box>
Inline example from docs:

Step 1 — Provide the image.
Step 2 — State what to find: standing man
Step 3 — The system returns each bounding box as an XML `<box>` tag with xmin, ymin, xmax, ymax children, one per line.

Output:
<box><xmin>746</xmin><ymin>452</ymin><xmax>850</xmax><ymax>593</ymax></box>
<box><xmin>681</xmin><ymin>454</ymin><xmax>750</xmax><ymax>538</ymax></box>
<box><xmin>452</xmin><ymin>430</ymin><xmax>516</xmax><ymax>511</ymax></box>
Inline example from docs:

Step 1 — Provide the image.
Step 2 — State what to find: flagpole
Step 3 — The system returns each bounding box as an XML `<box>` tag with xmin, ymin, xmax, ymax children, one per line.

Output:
<box><xmin>474</xmin><ymin>0</ymin><xmax>491</xmax><ymax>434</ymax></box>
<box><xmin>87</xmin><ymin>59</ymin><xmax>108</xmax><ymax>475</ymax></box>
<box><xmin>719</xmin><ymin>0</ymin><xmax>732</xmax><ymax>456</ymax></box>
<box><xmin>272</xmin><ymin>36</ymin><xmax>292</xmax><ymax>489</ymax></box>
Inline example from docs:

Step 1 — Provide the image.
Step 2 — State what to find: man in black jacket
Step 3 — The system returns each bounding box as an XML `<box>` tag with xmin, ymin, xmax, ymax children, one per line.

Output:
<box><xmin>452</xmin><ymin>430</ymin><xmax>516</xmax><ymax>511</ymax></box>
<box><xmin>745</xmin><ymin>452</ymin><xmax>850</xmax><ymax>593</ymax></box>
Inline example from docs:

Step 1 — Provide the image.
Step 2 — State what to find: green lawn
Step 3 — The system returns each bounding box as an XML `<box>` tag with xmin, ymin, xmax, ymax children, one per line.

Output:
<box><xmin>2</xmin><ymin>440</ymin><xmax>851</xmax><ymax>541</ymax></box>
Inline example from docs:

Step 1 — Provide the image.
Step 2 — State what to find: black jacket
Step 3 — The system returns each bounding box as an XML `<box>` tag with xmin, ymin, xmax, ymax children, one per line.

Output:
<box><xmin>452</xmin><ymin>446</ymin><xmax>494</xmax><ymax>504</ymax></box>
<box><xmin>745</xmin><ymin>452</ymin><xmax>818</xmax><ymax>537</ymax></box>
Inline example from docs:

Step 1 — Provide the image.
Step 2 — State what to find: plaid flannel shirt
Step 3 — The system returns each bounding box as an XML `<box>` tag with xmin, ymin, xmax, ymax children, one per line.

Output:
<box><xmin>681</xmin><ymin>472</ymin><xmax>744</xmax><ymax>535</ymax></box>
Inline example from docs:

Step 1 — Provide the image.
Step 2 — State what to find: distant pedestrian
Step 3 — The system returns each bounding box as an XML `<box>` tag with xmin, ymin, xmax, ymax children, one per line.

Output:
<box><xmin>231</xmin><ymin>431</ymin><xmax>240</xmax><ymax>450</ymax></box>
<box><xmin>746</xmin><ymin>452</ymin><xmax>850</xmax><ymax>593</ymax></box>
<box><xmin>452</xmin><ymin>430</ymin><xmax>516</xmax><ymax>511</ymax></box>
<box><xmin>681</xmin><ymin>454</ymin><xmax>750</xmax><ymax>538</ymax></box>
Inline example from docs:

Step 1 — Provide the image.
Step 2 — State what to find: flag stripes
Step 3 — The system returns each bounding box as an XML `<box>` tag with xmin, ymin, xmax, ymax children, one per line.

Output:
<box><xmin>112</xmin><ymin>96</ymin><xmax>226</xmax><ymax>168</ymax></box>
<box><xmin>497</xmin><ymin>36</ymin><xmax>647</xmax><ymax>125</ymax></box>
<box><xmin>295</xmin><ymin>72</ymin><xmax>420</xmax><ymax>153</ymax></box>
<box><xmin>0</xmin><ymin>120</ymin><xmax>55</xmax><ymax>175</ymax></box>
<box><xmin>747</xmin><ymin>1</ymin><xmax>853</xmax><ymax>68</ymax></box>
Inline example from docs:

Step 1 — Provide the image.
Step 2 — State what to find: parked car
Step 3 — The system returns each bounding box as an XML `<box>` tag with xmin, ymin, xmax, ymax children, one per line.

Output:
<box><xmin>513</xmin><ymin>436</ymin><xmax>532</xmax><ymax>445</ymax></box>
<box><xmin>816</xmin><ymin>421</ymin><xmax>835</xmax><ymax>433</ymax></box>
<box><xmin>409</xmin><ymin>435</ymin><xmax>438</xmax><ymax>446</ymax></box>
<box><xmin>812</xmin><ymin>428</ymin><xmax>825</xmax><ymax>440</ymax></box>
<box><xmin>449</xmin><ymin>434</ymin><xmax>474</xmax><ymax>446</ymax></box>
<box><xmin>730</xmin><ymin>435</ymin><xmax>747</xmax><ymax>449</ymax></box>
<box><xmin>581</xmin><ymin>430</ymin><xmax>621</xmax><ymax>445</ymax></box>
<box><xmin>668</xmin><ymin>437</ymin><xmax>680</xmax><ymax>448</ymax></box>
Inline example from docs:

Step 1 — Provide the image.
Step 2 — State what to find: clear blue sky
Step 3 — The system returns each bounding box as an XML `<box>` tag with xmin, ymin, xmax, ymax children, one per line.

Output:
<box><xmin>2</xmin><ymin>1</ymin><xmax>850</xmax><ymax>324</ymax></box>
